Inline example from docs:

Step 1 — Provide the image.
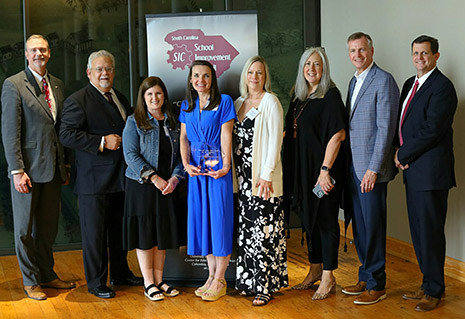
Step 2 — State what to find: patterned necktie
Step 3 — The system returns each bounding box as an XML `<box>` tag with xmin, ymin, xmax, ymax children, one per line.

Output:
<box><xmin>41</xmin><ymin>77</ymin><xmax>52</xmax><ymax>112</ymax></box>
<box><xmin>399</xmin><ymin>80</ymin><xmax>419</xmax><ymax>145</ymax></box>
<box><xmin>104</xmin><ymin>92</ymin><xmax>117</xmax><ymax>107</ymax></box>
<box><xmin>104</xmin><ymin>92</ymin><xmax>125</xmax><ymax>119</ymax></box>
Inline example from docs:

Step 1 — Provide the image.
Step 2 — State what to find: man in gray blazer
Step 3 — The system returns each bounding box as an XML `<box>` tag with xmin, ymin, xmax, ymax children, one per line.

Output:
<box><xmin>342</xmin><ymin>32</ymin><xmax>399</xmax><ymax>305</ymax></box>
<box><xmin>1</xmin><ymin>34</ymin><xmax>75</xmax><ymax>301</ymax></box>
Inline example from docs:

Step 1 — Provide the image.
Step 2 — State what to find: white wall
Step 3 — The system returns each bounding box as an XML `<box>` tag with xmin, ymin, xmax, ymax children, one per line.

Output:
<box><xmin>322</xmin><ymin>0</ymin><xmax>465</xmax><ymax>261</ymax></box>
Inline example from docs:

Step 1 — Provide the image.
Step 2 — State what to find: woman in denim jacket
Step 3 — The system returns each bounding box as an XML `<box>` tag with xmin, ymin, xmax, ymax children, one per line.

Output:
<box><xmin>122</xmin><ymin>76</ymin><xmax>185</xmax><ymax>301</ymax></box>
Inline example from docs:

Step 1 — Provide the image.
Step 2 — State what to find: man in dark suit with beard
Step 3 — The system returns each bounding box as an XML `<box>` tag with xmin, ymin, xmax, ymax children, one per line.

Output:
<box><xmin>395</xmin><ymin>35</ymin><xmax>457</xmax><ymax>312</ymax></box>
<box><xmin>60</xmin><ymin>50</ymin><xmax>142</xmax><ymax>298</ymax></box>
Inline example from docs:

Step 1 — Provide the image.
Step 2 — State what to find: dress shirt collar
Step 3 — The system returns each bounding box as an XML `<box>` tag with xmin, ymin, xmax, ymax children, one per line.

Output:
<box><xmin>354</xmin><ymin>61</ymin><xmax>374</xmax><ymax>82</ymax></box>
<box><xmin>415</xmin><ymin>66</ymin><xmax>436</xmax><ymax>88</ymax></box>
<box><xmin>90</xmin><ymin>81</ymin><xmax>116</xmax><ymax>97</ymax></box>
<box><xmin>28</xmin><ymin>66</ymin><xmax>49</xmax><ymax>87</ymax></box>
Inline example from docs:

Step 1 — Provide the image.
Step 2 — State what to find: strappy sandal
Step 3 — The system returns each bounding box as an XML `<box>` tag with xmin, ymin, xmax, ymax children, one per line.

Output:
<box><xmin>144</xmin><ymin>284</ymin><xmax>164</xmax><ymax>301</ymax></box>
<box><xmin>201</xmin><ymin>278</ymin><xmax>227</xmax><ymax>301</ymax></box>
<box><xmin>156</xmin><ymin>281</ymin><xmax>179</xmax><ymax>297</ymax></box>
<box><xmin>252</xmin><ymin>293</ymin><xmax>273</xmax><ymax>306</ymax></box>
<box><xmin>195</xmin><ymin>275</ymin><xmax>214</xmax><ymax>297</ymax></box>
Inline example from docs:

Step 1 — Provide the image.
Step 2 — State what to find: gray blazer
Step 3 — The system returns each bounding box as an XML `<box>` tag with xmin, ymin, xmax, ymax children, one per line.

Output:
<box><xmin>1</xmin><ymin>68</ymin><xmax>67</xmax><ymax>183</ymax></box>
<box><xmin>347</xmin><ymin>63</ymin><xmax>399</xmax><ymax>183</ymax></box>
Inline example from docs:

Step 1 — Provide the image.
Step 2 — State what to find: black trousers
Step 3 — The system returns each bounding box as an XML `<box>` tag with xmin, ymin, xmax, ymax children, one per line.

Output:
<box><xmin>78</xmin><ymin>192</ymin><xmax>132</xmax><ymax>289</ymax></box>
<box><xmin>306</xmin><ymin>192</ymin><xmax>340</xmax><ymax>271</ymax></box>
<box><xmin>405</xmin><ymin>184</ymin><xmax>448</xmax><ymax>299</ymax></box>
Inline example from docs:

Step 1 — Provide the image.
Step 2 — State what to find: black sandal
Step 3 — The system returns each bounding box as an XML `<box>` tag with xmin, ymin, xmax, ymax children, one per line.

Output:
<box><xmin>252</xmin><ymin>294</ymin><xmax>273</xmax><ymax>306</ymax></box>
<box><xmin>156</xmin><ymin>281</ymin><xmax>179</xmax><ymax>297</ymax></box>
<box><xmin>144</xmin><ymin>284</ymin><xmax>164</xmax><ymax>301</ymax></box>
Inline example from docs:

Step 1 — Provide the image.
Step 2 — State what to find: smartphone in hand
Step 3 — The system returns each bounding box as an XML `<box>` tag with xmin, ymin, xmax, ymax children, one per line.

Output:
<box><xmin>312</xmin><ymin>176</ymin><xmax>336</xmax><ymax>198</ymax></box>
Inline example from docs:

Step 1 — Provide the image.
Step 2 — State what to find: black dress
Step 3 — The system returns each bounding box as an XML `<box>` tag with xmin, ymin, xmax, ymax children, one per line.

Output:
<box><xmin>123</xmin><ymin>120</ymin><xmax>182</xmax><ymax>250</ymax></box>
<box><xmin>282</xmin><ymin>86</ymin><xmax>346</xmax><ymax>269</ymax></box>
<box><xmin>233</xmin><ymin>117</ymin><xmax>288</xmax><ymax>295</ymax></box>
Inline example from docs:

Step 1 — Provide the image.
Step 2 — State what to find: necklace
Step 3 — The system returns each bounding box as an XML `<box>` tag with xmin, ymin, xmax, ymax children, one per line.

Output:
<box><xmin>292</xmin><ymin>99</ymin><xmax>310</xmax><ymax>138</ymax></box>
<box><xmin>246</xmin><ymin>91</ymin><xmax>265</xmax><ymax>108</ymax></box>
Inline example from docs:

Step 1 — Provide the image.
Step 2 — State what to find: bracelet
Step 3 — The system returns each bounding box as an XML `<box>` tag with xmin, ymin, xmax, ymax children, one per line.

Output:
<box><xmin>152</xmin><ymin>175</ymin><xmax>159</xmax><ymax>184</ymax></box>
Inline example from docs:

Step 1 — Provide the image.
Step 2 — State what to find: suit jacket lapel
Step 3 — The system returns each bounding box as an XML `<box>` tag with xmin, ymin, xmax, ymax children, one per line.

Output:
<box><xmin>402</xmin><ymin>68</ymin><xmax>439</xmax><ymax>123</ymax></box>
<box><xmin>350</xmin><ymin>64</ymin><xmax>376</xmax><ymax>119</ymax></box>
<box><xmin>87</xmin><ymin>84</ymin><xmax>125</xmax><ymax>124</ymax></box>
<box><xmin>346</xmin><ymin>76</ymin><xmax>356</xmax><ymax>110</ymax></box>
<box><xmin>113</xmin><ymin>89</ymin><xmax>129</xmax><ymax>119</ymax></box>
<box><xmin>23</xmin><ymin>68</ymin><xmax>54</xmax><ymax>120</ymax></box>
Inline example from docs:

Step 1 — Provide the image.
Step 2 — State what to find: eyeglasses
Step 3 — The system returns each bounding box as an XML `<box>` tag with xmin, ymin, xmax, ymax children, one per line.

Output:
<box><xmin>93</xmin><ymin>67</ymin><xmax>114</xmax><ymax>73</ymax></box>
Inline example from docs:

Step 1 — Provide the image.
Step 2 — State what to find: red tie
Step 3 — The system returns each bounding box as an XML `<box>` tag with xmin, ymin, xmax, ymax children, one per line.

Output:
<box><xmin>399</xmin><ymin>80</ymin><xmax>419</xmax><ymax>145</ymax></box>
<box><xmin>42</xmin><ymin>78</ymin><xmax>52</xmax><ymax>113</ymax></box>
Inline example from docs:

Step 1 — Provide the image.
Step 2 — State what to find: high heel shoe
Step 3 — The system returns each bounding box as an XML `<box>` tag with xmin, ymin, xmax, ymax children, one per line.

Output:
<box><xmin>291</xmin><ymin>273</ymin><xmax>322</xmax><ymax>290</ymax></box>
<box><xmin>201</xmin><ymin>278</ymin><xmax>227</xmax><ymax>301</ymax></box>
<box><xmin>312</xmin><ymin>280</ymin><xmax>336</xmax><ymax>300</ymax></box>
<box><xmin>195</xmin><ymin>275</ymin><xmax>213</xmax><ymax>297</ymax></box>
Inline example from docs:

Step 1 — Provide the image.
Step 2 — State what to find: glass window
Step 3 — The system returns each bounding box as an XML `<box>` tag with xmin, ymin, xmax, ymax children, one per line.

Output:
<box><xmin>0</xmin><ymin>0</ymin><xmax>306</xmax><ymax>253</ymax></box>
<box><xmin>0</xmin><ymin>0</ymin><xmax>23</xmax><ymax>252</ymax></box>
<box><xmin>257</xmin><ymin>0</ymin><xmax>303</xmax><ymax>112</ymax></box>
<box><xmin>29</xmin><ymin>0</ymin><xmax>130</xmax><ymax>98</ymax></box>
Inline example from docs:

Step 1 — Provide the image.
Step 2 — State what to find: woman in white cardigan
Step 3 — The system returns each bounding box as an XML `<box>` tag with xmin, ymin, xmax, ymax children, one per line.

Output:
<box><xmin>232</xmin><ymin>56</ymin><xmax>288</xmax><ymax>306</ymax></box>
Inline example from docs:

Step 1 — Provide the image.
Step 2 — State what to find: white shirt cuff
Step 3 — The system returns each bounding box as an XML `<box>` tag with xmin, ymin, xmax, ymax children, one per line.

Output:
<box><xmin>99</xmin><ymin>136</ymin><xmax>105</xmax><ymax>152</ymax></box>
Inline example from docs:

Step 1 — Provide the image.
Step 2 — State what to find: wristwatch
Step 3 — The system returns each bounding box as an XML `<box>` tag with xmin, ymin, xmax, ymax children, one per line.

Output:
<box><xmin>321</xmin><ymin>165</ymin><xmax>331</xmax><ymax>172</ymax></box>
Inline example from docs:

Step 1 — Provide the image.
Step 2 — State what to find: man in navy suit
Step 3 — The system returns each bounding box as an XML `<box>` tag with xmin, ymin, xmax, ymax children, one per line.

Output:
<box><xmin>342</xmin><ymin>32</ymin><xmax>399</xmax><ymax>305</ymax></box>
<box><xmin>60</xmin><ymin>50</ymin><xmax>142</xmax><ymax>298</ymax></box>
<box><xmin>395</xmin><ymin>35</ymin><xmax>457</xmax><ymax>312</ymax></box>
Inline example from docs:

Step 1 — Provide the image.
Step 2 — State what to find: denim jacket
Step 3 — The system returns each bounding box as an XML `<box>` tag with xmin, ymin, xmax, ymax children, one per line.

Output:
<box><xmin>122</xmin><ymin>112</ymin><xmax>185</xmax><ymax>184</ymax></box>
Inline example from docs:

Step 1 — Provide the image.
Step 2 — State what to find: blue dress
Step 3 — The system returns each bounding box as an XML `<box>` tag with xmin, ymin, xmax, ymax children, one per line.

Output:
<box><xmin>179</xmin><ymin>94</ymin><xmax>237</xmax><ymax>256</ymax></box>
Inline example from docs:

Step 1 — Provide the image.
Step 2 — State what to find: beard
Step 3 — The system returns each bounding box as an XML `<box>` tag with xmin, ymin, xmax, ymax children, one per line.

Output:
<box><xmin>32</xmin><ymin>58</ymin><xmax>46</xmax><ymax>68</ymax></box>
<box><xmin>99</xmin><ymin>79</ymin><xmax>112</xmax><ymax>89</ymax></box>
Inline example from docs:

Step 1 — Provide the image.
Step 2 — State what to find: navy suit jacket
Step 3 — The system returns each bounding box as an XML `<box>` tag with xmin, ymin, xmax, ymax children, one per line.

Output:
<box><xmin>397</xmin><ymin>68</ymin><xmax>457</xmax><ymax>191</ymax></box>
<box><xmin>59</xmin><ymin>83</ymin><xmax>132</xmax><ymax>195</ymax></box>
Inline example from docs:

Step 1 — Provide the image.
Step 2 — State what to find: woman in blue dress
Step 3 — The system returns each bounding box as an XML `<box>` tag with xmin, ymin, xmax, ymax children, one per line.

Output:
<box><xmin>179</xmin><ymin>60</ymin><xmax>237</xmax><ymax>301</ymax></box>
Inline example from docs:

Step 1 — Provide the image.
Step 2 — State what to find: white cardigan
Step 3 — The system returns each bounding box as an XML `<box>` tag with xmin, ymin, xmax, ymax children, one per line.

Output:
<box><xmin>233</xmin><ymin>92</ymin><xmax>284</xmax><ymax>197</ymax></box>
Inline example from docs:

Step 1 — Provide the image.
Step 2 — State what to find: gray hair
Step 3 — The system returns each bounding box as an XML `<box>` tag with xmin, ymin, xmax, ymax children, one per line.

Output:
<box><xmin>26</xmin><ymin>34</ymin><xmax>49</xmax><ymax>50</ymax></box>
<box><xmin>347</xmin><ymin>32</ymin><xmax>373</xmax><ymax>49</ymax></box>
<box><xmin>292</xmin><ymin>47</ymin><xmax>334</xmax><ymax>101</ymax></box>
<box><xmin>87</xmin><ymin>50</ymin><xmax>115</xmax><ymax>70</ymax></box>
<box><xmin>239</xmin><ymin>55</ymin><xmax>272</xmax><ymax>98</ymax></box>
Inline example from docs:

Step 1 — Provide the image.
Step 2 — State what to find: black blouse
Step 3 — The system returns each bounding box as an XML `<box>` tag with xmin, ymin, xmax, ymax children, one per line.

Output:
<box><xmin>282</xmin><ymin>86</ymin><xmax>347</xmax><ymax>234</ymax></box>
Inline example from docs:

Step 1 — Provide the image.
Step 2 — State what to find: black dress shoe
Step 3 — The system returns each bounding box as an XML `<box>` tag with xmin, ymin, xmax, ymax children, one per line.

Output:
<box><xmin>110</xmin><ymin>274</ymin><xmax>143</xmax><ymax>286</ymax></box>
<box><xmin>88</xmin><ymin>285</ymin><xmax>115</xmax><ymax>298</ymax></box>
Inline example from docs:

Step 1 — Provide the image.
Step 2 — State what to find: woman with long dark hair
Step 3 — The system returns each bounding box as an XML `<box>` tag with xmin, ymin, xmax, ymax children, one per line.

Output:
<box><xmin>122</xmin><ymin>76</ymin><xmax>185</xmax><ymax>301</ymax></box>
<box><xmin>179</xmin><ymin>60</ymin><xmax>237</xmax><ymax>301</ymax></box>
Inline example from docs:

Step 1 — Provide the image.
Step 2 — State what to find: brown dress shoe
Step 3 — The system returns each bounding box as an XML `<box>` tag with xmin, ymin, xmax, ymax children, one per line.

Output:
<box><xmin>24</xmin><ymin>285</ymin><xmax>47</xmax><ymax>300</ymax></box>
<box><xmin>402</xmin><ymin>288</ymin><xmax>424</xmax><ymax>300</ymax></box>
<box><xmin>415</xmin><ymin>294</ymin><xmax>440</xmax><ymax>312</ymax></box>
<box><xmin>354</xmin><ymin>289</ymin><xmax>386</xmax><ymax>305</ymax></box>
<box><xmin>342</xmin><ymin>281</ymin><xmax>366</xmax><ymax>295</ymax></box>
<box><xmin>41</xmin><ymin>278</ymin><xmax>76</xmax><ymax>289</ymax></box>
